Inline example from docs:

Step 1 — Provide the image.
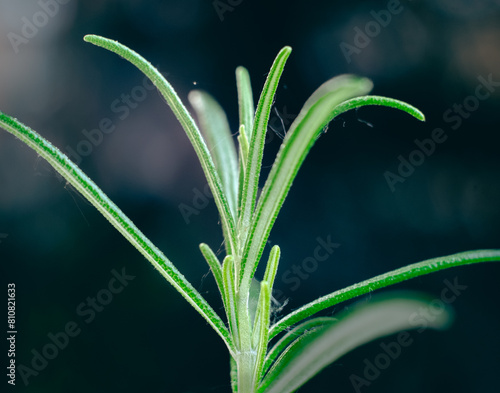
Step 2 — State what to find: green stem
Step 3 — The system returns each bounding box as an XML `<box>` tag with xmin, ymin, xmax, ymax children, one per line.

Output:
<box><xmin>237</xmin><ymin>350</ymin><xmax>257</xmax><ymax>393</ymax></box>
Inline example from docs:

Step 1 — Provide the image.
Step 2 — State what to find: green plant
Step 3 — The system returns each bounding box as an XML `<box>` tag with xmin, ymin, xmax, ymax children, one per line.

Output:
<box><xmin>0</xmin><ymin>35</ymin><xmax>498</xmax><ymax>393</ymax></box>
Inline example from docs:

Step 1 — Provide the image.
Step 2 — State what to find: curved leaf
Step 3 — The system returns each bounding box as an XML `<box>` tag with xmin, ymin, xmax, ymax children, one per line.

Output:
<box><xmin>329</xmin><ymin>95</ymin><xmax>425</xmax><ymax>121</ymax></box>
<box><xmin>270</xmin><ymin>249</ymin><xmax>500</xmax><ymax>339</ymax></box>
<box><xmin>83</xmin><ymin>34</ymin><xmax>237</xmax><ymax>255</ymax></box>
<box><xmin>260</xmin><ymin>293</ymin><xmax>452</xmax><ymax>393</ymax></box>
<box><xmin>0</xmin><ymin>111</ymin><xmax>234</xmax><ymax>353</ymax></box>
<box><xmin>241</xmin><ymin>75</ymin><xmax>373</xmax><ymax>290</ymax></box>
<box><xmin>263</xmin><ymin>317</ymin><xmax>336</xmax><ymax>377</ymax></box>
<box><xmin>238</xmin><ymin>47</ymin><xmax>292</xmax><ymax>277</ymax></box>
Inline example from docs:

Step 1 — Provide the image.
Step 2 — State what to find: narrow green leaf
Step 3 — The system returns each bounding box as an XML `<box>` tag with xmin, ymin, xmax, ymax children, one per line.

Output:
<box><xmin>252</xmin><ymin>281</ymin><xmax>271</xmax><ymax>389</ymax></box>
<box><xmin>83</xmin><ymin>34</ymin><xmax>237</xmax><ymax>255</ymax></box>
<box><xmin>236</xmin><ymin>66</ymin><xmax>255</xmax><ymax>139</ymax></box>
<box><xmin>262</xmin><ymin>317</ymin><xmax>336</xmax><ymax>377</ymax></box>
<box><xmin>260</xmin><ymin>294</ymin><xmax>452</xmax><ymax>393</ymax></box>
<box><xmin>0</xmin><ymin>111</ymin><xmax>234</xmax><ymax>353</ymax></box>
<box><xmin>238</xmin><ymin>47</ymin><xmax>292</xmax><ymax>271</ymax></box>
<box><xmin>223</xmin><ymin>255</ymin><xmax>240</xmax><ymax>348</ymax></box>
<box><xmin>237</xmin><ymin>124</ymin><xmax>250</xmax><ymax>259</ymax></box>
<box><xmin>199</xmin><ymin>243</ymin><xmax>225</xmax><ymax>302</ymax></box>
<box><xmin>188</xmin><ymin>90</ymin><xmax>239</xmax><ymax>219</ymax></box>
<box><xmin>252</xmin><ymin>281</ymin><xmax>270</xmax><ymax>347</ymax></box>
<box><xmin>270</xmin><ymin>249</ymin><xmax>500</xmax><ymax>339</ymax></box>
<box><xmin>238</xmin><ymin>124</ymin><xmax>250</xmax><ymax>170</ymax></box>
<box><xmin>247</xmin><ymin>245</ymin><xmax>281</xmax><ymax>358</ymax></box>
<box><xmin>262</xmin><ymin>245</ymin><xmax>281</xmax><ymax>291</ymax></box>
<box><xmin>242</xmin><ymin>75</ymin><xmax>373</xmax><ymax>290</ymax></box>
<box><xmin>329</xmin><ymin>95</ymin><xmax>425</xmax><ymax>122</ymax></box>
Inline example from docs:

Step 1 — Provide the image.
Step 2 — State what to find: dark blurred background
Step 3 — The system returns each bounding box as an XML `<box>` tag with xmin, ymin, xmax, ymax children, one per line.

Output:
<box><xmin>1</xmin><ymin>0</ymin><xmax>499</xmax><ymax>392</ymax></box>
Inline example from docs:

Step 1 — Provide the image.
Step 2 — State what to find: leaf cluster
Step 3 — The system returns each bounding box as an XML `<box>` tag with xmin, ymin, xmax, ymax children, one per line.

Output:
<box><xmin>0</xmin><ymin>35</ymin><xmax>498</xmax><ymax>393</ymax></box>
